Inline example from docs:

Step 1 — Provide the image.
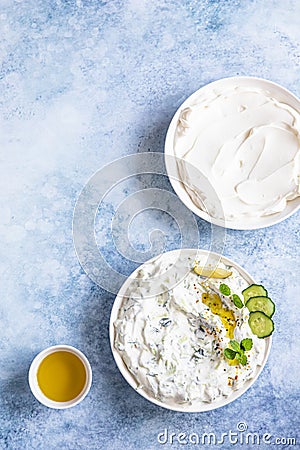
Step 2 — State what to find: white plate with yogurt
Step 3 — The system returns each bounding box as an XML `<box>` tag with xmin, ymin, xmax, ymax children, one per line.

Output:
<box><xmin>110</xmin><ymin>249</ymin><xmax>272</xmax><ymax>412</ymax></box>
<box><xmin>165</xmin><ymin>77</ymin><xmax>300</xmax><ymax>230</ymax></box>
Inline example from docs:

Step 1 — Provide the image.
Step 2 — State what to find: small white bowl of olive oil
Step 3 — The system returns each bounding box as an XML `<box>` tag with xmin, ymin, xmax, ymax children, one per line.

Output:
<box><xmin>28</xmin><ymin>345</ymin><xmax>92</xmax><ymax>409</ymax></box>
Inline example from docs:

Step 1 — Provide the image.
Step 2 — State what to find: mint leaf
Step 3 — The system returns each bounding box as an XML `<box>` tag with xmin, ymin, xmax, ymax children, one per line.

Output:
<box><xmin>232</xmin><ymin>294</ymin><xmax>243</xmax><ymax>309</ymax></box>
<box><xmin>224</xmin><ymin>338</ymin><xmax>252</xmax><ymax>365</ymax></box>
<box><xmin>229</xmin><ymin>340</ymin><xmax>240</xmax><ymax>352</ymax></box>
<box><xmin>219</xmin><ymin>283</ymin><xmax>231</xmax><ymax>296</ymax></box>
<box><xmin>238</xmin><ymin>353</ymin><xmax>247</xmax><ymax>365</ymax></box>
<box><xmin>224</xmin><ymin>348</ymin><xmax>236</xmax><ymax>360</ymax></box>
<box><xmin>241</xmin><ymin>338</ymin><xmax>253</xmax><ymax>351</ymax></box>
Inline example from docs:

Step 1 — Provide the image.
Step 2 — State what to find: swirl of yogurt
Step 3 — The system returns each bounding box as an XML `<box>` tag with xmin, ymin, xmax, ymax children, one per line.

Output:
<box><xmin>174</xmin><ymin>85</ymin><xmax>300</xmax><ymax>221</ymax></box>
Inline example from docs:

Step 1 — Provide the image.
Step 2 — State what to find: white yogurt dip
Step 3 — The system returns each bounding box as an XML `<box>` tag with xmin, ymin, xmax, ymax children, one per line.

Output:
<box><xmin>173</xmin><ymin>83</ymin><xmax>300</xmax><ymax>222</ymax></box>
<box><xmin>113</xmin><ymin>252</ymin><xmax>265</xmax><ymax>406</ymax></box>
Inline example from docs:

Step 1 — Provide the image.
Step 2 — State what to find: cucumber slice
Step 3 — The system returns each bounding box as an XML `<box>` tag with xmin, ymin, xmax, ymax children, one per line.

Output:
<box><xmin>246</xmin><ymin>296</ymin><xmax>275</xmax><ymax>318</ymax></box>
<box><xmin>248</xmin><ymin>311</ymin><xmax>274</xmax><ymax>338</ymax></box>
<box><xmin>242</xmin><ymin>284</ymin><xmax>268</xmax><ymax>302</ymax></box>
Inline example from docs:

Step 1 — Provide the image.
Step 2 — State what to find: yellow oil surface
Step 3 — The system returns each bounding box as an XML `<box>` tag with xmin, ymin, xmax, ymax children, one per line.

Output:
<box><xmin>202</xmin><ymin>292</ymin><xmax>236</xmax><ymax>339</ymax></box>
<box><xmin>37</xmin><ymin>351</ymin><xmax>86</xmax><ymax>402</ymax></box>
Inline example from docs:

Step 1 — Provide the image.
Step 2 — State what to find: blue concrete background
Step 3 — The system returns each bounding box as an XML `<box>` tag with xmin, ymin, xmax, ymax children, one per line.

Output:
<box><xmin>0</xmin><ymin>0</ymin><xmax>299</xmax><ymax>449</ymax></box>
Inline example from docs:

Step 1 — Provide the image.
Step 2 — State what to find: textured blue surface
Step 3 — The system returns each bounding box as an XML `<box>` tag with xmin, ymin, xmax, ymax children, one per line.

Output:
<box><xmin>0</xmin><ymin>1</ymin><xmax>299</xmax><ymax>449</ymax></box>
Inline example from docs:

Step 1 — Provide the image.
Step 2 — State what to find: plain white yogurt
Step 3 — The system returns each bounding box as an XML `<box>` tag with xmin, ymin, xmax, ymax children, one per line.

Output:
<box><xmin>173</xmin><ymin>83</ymin><xmax>300</xmax><ymax>222</ymax></box>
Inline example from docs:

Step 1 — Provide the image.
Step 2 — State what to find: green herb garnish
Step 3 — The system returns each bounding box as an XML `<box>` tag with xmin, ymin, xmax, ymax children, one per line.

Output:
<box><xmin>232</xmin><ymin>294</ymin><xmax>244</xmax><ymax>309</ymax></box>
<box><xmin>224</xmin><ymin>338</ymin><xmax>253</xmax><ymax>366</ymax></box>
<box><xmin>224</xmin><ymin>348</ymin><xmax>236</xmax><ymax>360</ymax></box>
<box><xmin>219</xmin><ymin>283</ymin><xmax>244</xmax><ymax>309</ymax></box>
<box><xmin>229</xmin><ymin>339</ymin><xmax>241</xmax><ymax>352</ymax></box>
<box><xmin>240</xmin><ymin>338</ymin><xmax>253</xmax><ymax>351</ymax></box>
<box><xmin>236</xmin><ymin>352</ymin><xmax>247</xmax><ymax>365</ymax></box>
<box><xmin>219</xmin><ymin>283</ymin><xmax>231</xmax><ymax>296</ymax></box>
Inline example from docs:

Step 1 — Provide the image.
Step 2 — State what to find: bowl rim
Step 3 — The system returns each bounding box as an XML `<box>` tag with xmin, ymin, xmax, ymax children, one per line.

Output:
<box><xmin>28</xmin><ymin>344</ymin><xmax>92</xmax><ymax>409</ymax></box>
<box><xmin>164</xmin><ymin>75</ymin><xmax>300</xmax><ymax>230</ymax></box>
<box><xmin>109</xmin><ymin>248</ymin><xmax>272</xmax><ymax>412</ymax></box>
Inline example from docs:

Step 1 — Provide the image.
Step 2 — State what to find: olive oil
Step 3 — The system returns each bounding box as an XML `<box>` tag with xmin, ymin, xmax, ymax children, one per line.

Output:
<box><xmin>37</xmin><ymin>351</ymin><xmax>87</xmax><ymax>402</ymax></box>
<box><xmin>202</xmin><ymin>292</ymin><xmax>236</xmax><ymax>339</ymax></box>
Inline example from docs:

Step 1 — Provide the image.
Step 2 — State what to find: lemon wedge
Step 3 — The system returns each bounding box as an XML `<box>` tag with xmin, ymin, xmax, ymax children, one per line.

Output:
<box><xmin>193</xmin><ymin>266</ymin><xmax>232</xmax><ymax>279</ymax></box>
